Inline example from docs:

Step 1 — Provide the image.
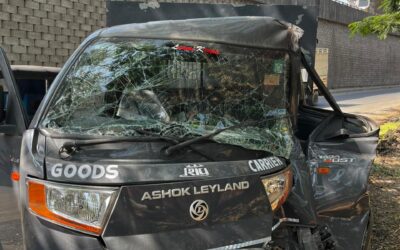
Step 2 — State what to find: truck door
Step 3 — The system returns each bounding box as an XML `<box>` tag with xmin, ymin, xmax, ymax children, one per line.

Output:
<box><xmin>0</xmin><ymin>48</ymin><xmax>28</xmax><ymax>249</ymax></box>
<box><xmin>300</xmin><ymin>53</ymin><xmax>379</xmax><ymax>249</ymax></box>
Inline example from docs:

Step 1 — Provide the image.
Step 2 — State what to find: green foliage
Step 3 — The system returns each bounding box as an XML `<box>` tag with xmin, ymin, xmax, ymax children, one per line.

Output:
<box><xmin>379</xmin><ymin>120</ymin><xmax>400</xmax><ymax>139</ymax></box>
<box><xmin>349</xmin><ymin>0</ymin><xmax>400</xmax><ymax>40</ymax></box>
<box><xmin>380</xmin><ymin>0</ymin><xmax>400</xmax><ymax>12</ymax></box>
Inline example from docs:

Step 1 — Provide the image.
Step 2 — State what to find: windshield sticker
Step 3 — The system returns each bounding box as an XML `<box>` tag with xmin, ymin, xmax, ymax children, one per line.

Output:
<box><xmin>174</xmin><ymin>44</ymin><xmax>220</xmax><ymax>55</ymax></box>
<box><xmin>272</xmin><ymin>59</ymin><xmax>284</xmax><ymax>74</ymax></box>
<box><xmin>248</xmin><ymin>157</ymin><xmax>285</xmax><ymax>173</ymax></box>
<box><xmin>264</xmin><ymin>74</ymin><xmax>280</xmax><ymax>86</ymax></box>
<box><xmin>180</xmin><ymin>164</ymin><xmax>210</xmax><ymax>178</ymax></box>
<box><xmin>50</xmin><ymin>164</ymin><xmax>119</xmax><ymax>179</ymax></box>
<box><xmin>141</xmin><ymin>181</ymin><xmax>249</xmax><ymax>201</ymax></box>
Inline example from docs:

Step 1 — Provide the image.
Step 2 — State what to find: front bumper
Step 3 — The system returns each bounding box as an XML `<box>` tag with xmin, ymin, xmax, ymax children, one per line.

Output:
<box><xmin>23</xmin><ymin>175</ymin><xmax>274</xmax><ymax>250</ymax></box>
<box><xmin>22</xmin><ymin>208</ymin><xmax>272</xmax><ymax>250</ymax></box>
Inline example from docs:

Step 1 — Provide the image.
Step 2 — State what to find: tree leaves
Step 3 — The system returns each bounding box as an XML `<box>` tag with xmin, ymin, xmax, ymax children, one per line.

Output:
<box><xmin>349</xmin><ymin>0</ymin><xmax>400</xmax><ymax>40</ymax></box>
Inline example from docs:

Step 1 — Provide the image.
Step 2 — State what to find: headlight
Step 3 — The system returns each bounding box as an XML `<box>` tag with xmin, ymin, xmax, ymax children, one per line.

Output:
<box><xmin>261</xmin><ymin>168</ymin><xmax>292</xmax><ymax>211</ymax></box>
<box><xmin>27</xmin><ymin>179</ymin><xmax>118</xmax><ymax>235</ymax></box>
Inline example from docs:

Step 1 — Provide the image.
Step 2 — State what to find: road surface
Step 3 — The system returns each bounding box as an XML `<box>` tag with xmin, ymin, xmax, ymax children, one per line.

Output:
<box><xmin>0</xmin><ymin>167</ymin><xmax>22</xmax><ymax>250</ymax></box>
<box><xmin>317</xmin><ymin>86</ymin><xmax>400</xmax><ymax>123</ymax></box>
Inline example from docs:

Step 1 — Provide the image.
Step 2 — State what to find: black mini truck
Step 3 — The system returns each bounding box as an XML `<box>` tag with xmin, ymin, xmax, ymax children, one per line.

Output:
<box><xmin>0</xmin><ymin>17</ymin><xmax>378</xmax><ymax>249</ymax></box>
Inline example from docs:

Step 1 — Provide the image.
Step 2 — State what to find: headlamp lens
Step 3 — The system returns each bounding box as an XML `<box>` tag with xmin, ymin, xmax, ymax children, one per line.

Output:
<box><xmin>261</xmin><ymin>168</ymin><xmax>292</xmax><ymax>211</ymax></box>
<box><xmin>28</xmin><ymin>180</ymin><xmax>118</xmax><ymax>235</ymax></box>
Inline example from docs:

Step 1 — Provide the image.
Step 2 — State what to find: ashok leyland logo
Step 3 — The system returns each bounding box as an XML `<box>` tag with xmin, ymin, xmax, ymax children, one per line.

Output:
<box><xmin>180</xmin><ymin>164</ymin><xmax>209</xmax><ymax>177</ymax></box>
<box><xmin>189</xmin><ymin>200</ymin><xmax>209</xmax><ymax>221</ymax></box>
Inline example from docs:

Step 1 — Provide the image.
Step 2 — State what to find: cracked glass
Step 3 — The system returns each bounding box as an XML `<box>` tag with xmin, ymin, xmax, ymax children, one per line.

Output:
<box><xmin>41</xmin><ymin>38</ymin><xmax>294</xmax><ymax>158</ymax></box>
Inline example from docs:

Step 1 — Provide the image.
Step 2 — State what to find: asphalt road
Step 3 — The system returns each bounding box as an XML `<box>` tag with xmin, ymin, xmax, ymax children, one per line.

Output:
<box><xmin>317</xmin><ymin>86</ymin><xmax>400</xmax><ymax>123</ymax></box>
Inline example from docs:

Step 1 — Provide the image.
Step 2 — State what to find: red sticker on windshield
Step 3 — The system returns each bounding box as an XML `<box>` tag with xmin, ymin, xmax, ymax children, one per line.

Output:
<box><xmin>203</xmin><ymin>48</ymin><xmax>220</xmax><ymax>55</ymax></box>
<box><xmin>175</xmin><ymin>45</ymin><xmax>194</xmax><ymax>52</ymax></box>
<box><xmin>174</xmin><ymin>45</ymin><xmax>220</xmax><ymax>55</ymax></box>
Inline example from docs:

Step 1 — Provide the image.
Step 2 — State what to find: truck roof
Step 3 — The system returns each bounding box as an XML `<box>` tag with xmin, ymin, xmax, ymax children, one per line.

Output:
<box><xmin>97</xmin><ymin>16</ymin><xmax>303</xmax><ymax>51</ymax></box>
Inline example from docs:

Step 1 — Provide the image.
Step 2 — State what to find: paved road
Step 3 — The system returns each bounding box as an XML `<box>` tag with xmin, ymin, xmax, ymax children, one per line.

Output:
<box><xmin>317</xmin><ymin>86</ymin><xmax>400</xmax><ymax>123</ymax></box>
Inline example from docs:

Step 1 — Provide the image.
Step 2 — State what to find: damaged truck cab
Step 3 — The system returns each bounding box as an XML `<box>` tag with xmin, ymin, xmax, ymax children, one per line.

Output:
<box><xmin>0</xmin><ymin>16</ymin><xmax>378</xmax><ymax>250</ymax></box>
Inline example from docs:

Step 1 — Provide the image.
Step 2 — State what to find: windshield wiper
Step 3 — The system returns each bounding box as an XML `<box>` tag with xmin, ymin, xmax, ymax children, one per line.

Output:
<box><xmin>59</xmin><ymin>135</ymin><xmax>179</xmax><ymax>160</ymax></box>
<box><xmin>59</xmin><ymin>116</ymin><xmax>289</xmax><ymax>159</ymax></box>
<box><xmin>164</xmin><ymin>114</ymin><xmax>292</xmax><ymax>156</ymax></box>
<box><xmin>164</xmin><ymin>120</ymin><xmax>265</xmax><ymax>156</ymax></box>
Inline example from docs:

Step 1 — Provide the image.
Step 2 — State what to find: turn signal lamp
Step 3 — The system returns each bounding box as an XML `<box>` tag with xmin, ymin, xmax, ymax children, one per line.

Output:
<box><xmin>11</xmin><ymin>171</ymin><xmax>20</xmax><ymax>181</ymax></box>
<box><xmin>27</xmin><ymin>179</ymin><xmax>118</xmax><ymax>235</ymax></box>
<box><xmin>261</xmin><ymin>168</ymin><xmax>292</xmax><ymax>211</ymax></box>
<box><xmin>317</xmin><ymin>167</ymin><xmax>331</xmax><ymax>175</ymax></box>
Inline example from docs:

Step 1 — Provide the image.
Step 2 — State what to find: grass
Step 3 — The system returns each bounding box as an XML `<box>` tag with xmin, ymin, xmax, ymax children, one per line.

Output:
<box><xmin>379</xmin><ymin>120</ymin><xmax>400</xmax><ymax>139</ymax></box>
<box><xmin>377</xmin><ymin>118</ymin><xmax>400</xmax><ymax>155</ymax></box>
<box><xmin>372</xmin><ymin>161</ymin><xmax>400</xmax><ymax>178</ymax></box>
<box><xmin>369</xmin><ymin>119</ymin><xmax>400</xmax><ymax>250</ymax></box>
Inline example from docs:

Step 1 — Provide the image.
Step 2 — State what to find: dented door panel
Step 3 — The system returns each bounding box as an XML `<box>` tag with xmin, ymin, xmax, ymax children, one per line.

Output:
<box><xmin>306</xmin><ymin>114</ymin><xmax>378</xmax><ymax>249</ymax></box>
<box><xmin>308</xmin><ymin>114</ymin><xmax>378</xmax><ymax>211</ymax></box>
<box><xmin>308</xmin><ymin>139</ymin><xmax>377</xmax><ymax>210</ymax></box>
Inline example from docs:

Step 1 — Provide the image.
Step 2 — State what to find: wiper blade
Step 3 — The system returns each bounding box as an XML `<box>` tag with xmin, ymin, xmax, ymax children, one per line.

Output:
<box><xmin>164</xmin><ymin>120</ymin><xmax>262</xmax><ymax>156</ymax></box>
<box><xmin>164</xmin><ymin>114</ymin><xmax>292</xmax><ymax>156</ymax></box>
<box><xmin>59</xmin><ymin>136</ymin><xmax>179</xmax><ymax>160</ymax></box>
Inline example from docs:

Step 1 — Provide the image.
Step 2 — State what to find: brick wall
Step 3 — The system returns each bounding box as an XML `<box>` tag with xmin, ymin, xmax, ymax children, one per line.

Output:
<box><xmin>108</xmin><ymin>0</ymin><xmax>309</xmax><ymax>4</ymax></box>
<box><xmin>0</xmin><ymin>0</ymin><xmax>106</xmax><ymax>67</ymax></box>
<box><xmin>317</xmin><ymin>20</ymin><xmax>400</xmax><ymax>89</ymax></box>
<box><xmin>2</xmin><ymin>0</ymin><xmax>399</xmax><ymax>89</ymax></box>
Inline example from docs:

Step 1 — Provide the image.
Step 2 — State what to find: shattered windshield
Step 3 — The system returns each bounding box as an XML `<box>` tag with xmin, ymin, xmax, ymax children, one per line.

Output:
<box><xmin>41</xmin><ymin>38</ymin><xmax>294</xmax><ymax>157</ymax></box>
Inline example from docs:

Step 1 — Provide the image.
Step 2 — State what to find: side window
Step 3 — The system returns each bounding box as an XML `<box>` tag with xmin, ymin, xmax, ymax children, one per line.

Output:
<box><xmin>300</xmin><ymin>67</ymin><xmax>333</xmax><ymax>112</ymax></box>
<box><xmin>15</xmin><ymin>78</ymin><xmax>47</xmax><ymax>122</ymax></box>
<box><xmin>0</xmin><ymin>68</ymin><xmax>57</xmax><ymax>125</ymax></box>
<box><xmin>0</xmin><ymin>78</ymin><xmax>7</xmax><ymax>123</ymax></box>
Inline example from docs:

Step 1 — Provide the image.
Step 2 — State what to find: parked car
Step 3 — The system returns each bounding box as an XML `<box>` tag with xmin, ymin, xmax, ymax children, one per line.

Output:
<box><xmin>0</xmin><ymin>62</ymin><xmax>59</xmax><ymax>249</ymax></box>
<box><xmin>0</xmin><ymin>16</ymin><xmax>377</xmax><ymax>250</ymax></box>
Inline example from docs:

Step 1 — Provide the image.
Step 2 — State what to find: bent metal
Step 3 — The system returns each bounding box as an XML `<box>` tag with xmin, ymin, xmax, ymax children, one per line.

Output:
<box><xmin>141</xmin><ymin>181</ymin><xmax>250</xmax><ymax>201</ymax></box>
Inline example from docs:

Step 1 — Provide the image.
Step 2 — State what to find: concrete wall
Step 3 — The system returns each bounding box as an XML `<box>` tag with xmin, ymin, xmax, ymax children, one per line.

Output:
<box><xmin>0</xmin><ymin>0</ymin><xmax>106</xmax><ymax>67</ymax></box>
<box><xmin>317</xmin><ymin>19</ymin><xmax>400</xmax><ymax>89</ymax></box>
<box><xmin>317</xmin><ymin>0</ymin><xmax>400</xmax><ymax>89</ymax></box>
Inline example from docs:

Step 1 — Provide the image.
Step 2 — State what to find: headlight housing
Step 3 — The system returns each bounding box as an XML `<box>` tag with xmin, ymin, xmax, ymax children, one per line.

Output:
<box><xmin>27</xmin><ymin>179</ymin><xmax>118</xmax><ymax>235</ymax></box>
<box><xmin>261</xmin><ymin>168</ymin><xmax>292</xmax><ymax>211</ymax></box>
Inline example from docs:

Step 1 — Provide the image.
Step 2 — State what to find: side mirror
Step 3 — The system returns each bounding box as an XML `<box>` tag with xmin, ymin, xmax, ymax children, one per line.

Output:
<box><xmin>0</xmin><ymin>85</ymin><xmax>4</xmax><ymax>123</ymax></box>
<box><xmin>0</xmin><ymin>85</ymin><xmax>18</xmax><ymax>135</ymax></box>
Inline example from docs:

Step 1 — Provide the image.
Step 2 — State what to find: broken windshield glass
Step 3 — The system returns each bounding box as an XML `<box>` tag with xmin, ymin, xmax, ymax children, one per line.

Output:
<box><xmin>41</xmin><ymin>38</ymin><xmax>294</xmax><ymax>158</ymax></box>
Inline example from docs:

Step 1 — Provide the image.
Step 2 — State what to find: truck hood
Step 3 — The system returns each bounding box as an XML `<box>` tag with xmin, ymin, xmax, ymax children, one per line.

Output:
<box><xmin>44</xmin><ymin>136</ymin><xmax>288</xmax><ymax>184</ymax></box>
<box><xmin>39</xmin><ymin>134</ymin><xmax>283</xmax><ymax>249</ymax></box>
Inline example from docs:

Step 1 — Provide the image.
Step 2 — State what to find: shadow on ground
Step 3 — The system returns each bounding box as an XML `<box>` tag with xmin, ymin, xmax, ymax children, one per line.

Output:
<box><xmin>370</xmin><ymin>124</ymin><xmax>400</xmax><ymax>250</ymax></box>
